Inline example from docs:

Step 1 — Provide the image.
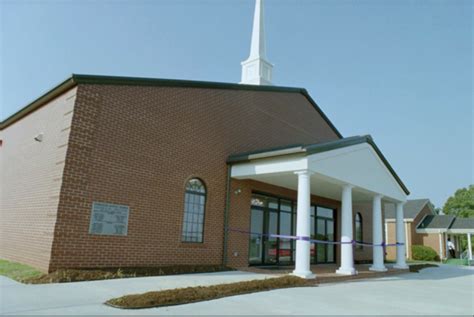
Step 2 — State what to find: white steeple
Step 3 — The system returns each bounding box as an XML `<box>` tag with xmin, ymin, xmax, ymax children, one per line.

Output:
<box><xmin>241</xmin><ymin>0</ymin><xmax>273</xmax><ymax>85</ymax></box>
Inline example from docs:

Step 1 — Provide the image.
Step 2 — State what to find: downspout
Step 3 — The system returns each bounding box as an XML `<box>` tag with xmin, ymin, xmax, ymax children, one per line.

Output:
<box><xmin>222</xmin><ymin>164</ymin><xmax>231</xmax><ymax>267</ymax></box>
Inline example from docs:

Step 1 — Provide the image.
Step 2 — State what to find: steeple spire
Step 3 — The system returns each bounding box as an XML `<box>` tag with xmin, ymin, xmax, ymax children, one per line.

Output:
<box><xmin>241</xmin><ymin>0</ymin><xmax>273</xmax><ymax>85</ymax></box>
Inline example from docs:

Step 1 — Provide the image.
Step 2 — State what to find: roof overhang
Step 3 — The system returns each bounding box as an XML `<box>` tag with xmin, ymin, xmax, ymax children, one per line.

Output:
<box><xmin>385</xmin><ymin>218</ymin><xmax>414</xmax><ymax>223</ymax></box>
<box><xmin>416</xmin><ymin>228</ymin><xmax>474</xmax><ymax>234</ymax></box>
<box><xmin>229</xmin><ymin>135</ymin><xmax>409</xmax><ymax>203</ymax></box>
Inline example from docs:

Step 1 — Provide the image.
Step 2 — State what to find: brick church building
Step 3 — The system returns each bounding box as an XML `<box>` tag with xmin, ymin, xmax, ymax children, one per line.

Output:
<box><xmin>0</xmin><ymin>0</ymin><xmax>411</xmax><ymax>278</ymax></box>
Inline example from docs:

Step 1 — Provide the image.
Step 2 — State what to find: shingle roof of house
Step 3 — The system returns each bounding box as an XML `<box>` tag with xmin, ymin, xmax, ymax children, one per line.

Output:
<box><xmin>227</xmin><ymin>135</ymin><xmax>410</xmax><ymax>195</ymax></box>
<box><xmin>385</xmin><ymin>199</ymin><xmax>433</xmax><ymax>220</ymax></box>
<box><xmin>450</xmin><ymin>217</ymin><xmax>474</xmax><ymax>230</ymax></box>
<box><xmin>416</xmin><ymin>215</ymin><xmax>474</xmax><ymax>233</ymax></box>
<box><xmin>417</xmin><ymin>215</ymin><xmax>456</xmax><ymax>230</ymax></box>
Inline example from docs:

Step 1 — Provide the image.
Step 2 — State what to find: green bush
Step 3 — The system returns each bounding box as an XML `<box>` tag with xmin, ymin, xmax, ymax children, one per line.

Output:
<box><xmin>412</xmin><ymin>245</ymin><xmax>439</xmax><ymax>261</ymax></box>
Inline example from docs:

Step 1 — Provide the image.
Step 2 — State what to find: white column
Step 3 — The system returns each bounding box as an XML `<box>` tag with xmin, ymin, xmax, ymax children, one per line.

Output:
<box><xmin>394</xmin><ymin>202</ymin><xmax>408</xmax><ymax>269</ymax></box>
<box><xmin>445</xmin><ymin>234</ymin><xmax>449</xmax><ymax>258</ymax></box>
<box><xmin>455</xmin><ymin>236</ymin><xmax>460</xmax><ymax>257</ymax></box>
<box><xmin>405</xmin><ymin>222</ymin><xmax>410</xmax><ymax>259</ymax></box>
<box><xmin>468</xmin><ymin>233</ymin><xmax>473</xmax><ymax>261</ymax></box>
<box><xmin>292</xmin><ymin>170</ymin><xmax>315</xmax><ymax>279</ymax></box>
<box><xmin>336</xmin><ymin>184</ymin><xmax>357</xmax><ymax>275</ymax></box>
<box><xmin>438</xmin><ymin>232</ymin><xmax>443</xmax><ymax>261</ymax></box>
<box><xmin>370</xmin><ymin>194</ymin><xmax>387</xmax><ymax>272</ymax></box>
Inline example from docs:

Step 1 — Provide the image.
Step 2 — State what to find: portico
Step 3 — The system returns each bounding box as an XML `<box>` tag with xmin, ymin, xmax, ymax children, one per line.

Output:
<box><xmin>228</xmin><ymin>135</ymin><xmax>410</xmax><ymax>278</ymax></box>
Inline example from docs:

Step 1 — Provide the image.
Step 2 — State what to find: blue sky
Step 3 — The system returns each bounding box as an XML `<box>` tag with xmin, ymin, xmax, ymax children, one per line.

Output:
<box><xmin>1</xmin><ymin>0</ymin><xmax>472</xmax><ymax>208</ymax></box>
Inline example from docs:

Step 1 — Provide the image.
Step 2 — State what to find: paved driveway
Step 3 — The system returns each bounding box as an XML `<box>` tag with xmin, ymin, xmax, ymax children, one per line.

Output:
<box><xmin>1</xmin><ymin>265</ymin><xmax>472</xmax><ymax>315</ymax></box>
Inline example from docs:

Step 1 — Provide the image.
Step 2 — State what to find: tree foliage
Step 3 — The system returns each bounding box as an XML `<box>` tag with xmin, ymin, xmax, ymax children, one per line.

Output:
<box><xmin>442</xmin><ymin>185</ymin><xmax>474</xmax><ymax>218</ymax></box>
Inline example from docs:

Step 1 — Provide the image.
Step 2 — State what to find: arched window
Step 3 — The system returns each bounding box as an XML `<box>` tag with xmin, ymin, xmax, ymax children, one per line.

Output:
<box><xmin>182</xmin><ymin>178</ymin><xmax>206</xmax><ymax>243</ymax></box>
<box><xmin>355</xmin><ymin>212</ymin><xmax>363</xmax><ymax>249</ymax></box>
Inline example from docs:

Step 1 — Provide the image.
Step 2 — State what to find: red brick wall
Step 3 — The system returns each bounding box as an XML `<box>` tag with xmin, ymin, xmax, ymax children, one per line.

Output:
<box><xmin>48</xmin><ymin>84</ymin><xmax>340</xmax><ymax>271</ymax></box>
<box><xmin>0</xmin><ymin>88</ymin><xmax>76</xmax><ymax>272</ymax></box>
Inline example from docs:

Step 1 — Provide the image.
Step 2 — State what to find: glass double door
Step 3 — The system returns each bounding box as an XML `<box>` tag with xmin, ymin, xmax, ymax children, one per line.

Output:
<box><xmin>311</xmin><ymin>206</ymin><xmax>336</xmax><ymax>263</ymax></box>
<box><xmin>249</xmin><ymin>195</ymin><xmax>293</xmax><ymax>265</ymax></box>
<box><xmin>249</xmin><ymin>194</ymin><xmax>336</xmax><ymax>265</ymax></box>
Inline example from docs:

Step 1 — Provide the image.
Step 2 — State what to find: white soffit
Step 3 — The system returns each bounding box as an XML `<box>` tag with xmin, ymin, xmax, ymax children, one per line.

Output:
<box><xmin>231</xmin><ymin>154</ymin><xmax>307</xmax><ymax>178</ymax></box>
<box><xmin>307</xmin><ymin>143</ymin><xmax>407</xmax><ymax>202</ymax></box>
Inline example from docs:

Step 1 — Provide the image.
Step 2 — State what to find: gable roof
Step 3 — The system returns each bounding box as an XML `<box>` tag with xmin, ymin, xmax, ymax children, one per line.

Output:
<box><xmin>0</xmin><ymin>74</ymin><xmax>342</xmax><ymax>139</ymax></box>
<box><xmin>417</xmin><ymin>215</ymin><xmax>455</xmax><ymax>230</ymax></box>
<box><xmin>227</xmin><ymin>135</ymin><xmax>410</xmax><ymax>195</ymax></box>
<box><xmin>385</xmin><ymin>199</ymin><xmax>433</xmax><ymax>220</ymax></box>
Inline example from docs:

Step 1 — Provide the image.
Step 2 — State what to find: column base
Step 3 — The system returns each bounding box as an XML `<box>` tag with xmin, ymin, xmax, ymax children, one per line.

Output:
<box><xmin>336</xmin><ymin>267</ymin><xmax>357</xmax><ymax>276</ymax></box>
<box><xmin>292</xmin><ymin>270</ymin><xmax>316</xmax><ymax>279</ymax></box>
<box><xmin>369</xmin><ymin>265</ymin><xmax>387</xmax><ymax>272</ymax></box>
<box><xmin>393</xmin><ymin>263</ymin><xmax>409</xmax><ymax>269</ymax></box>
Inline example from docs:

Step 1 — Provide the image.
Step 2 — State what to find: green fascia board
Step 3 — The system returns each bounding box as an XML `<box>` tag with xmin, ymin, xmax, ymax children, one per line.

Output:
<box><xmin>227</xmin><ymin>135</ymin><xmax>410</xmax><ymax>195</ymax></box>
<box><xmin>1</xmin><ymin>74</ymin><xmax>343</xmax><ymax>140</ymax></box>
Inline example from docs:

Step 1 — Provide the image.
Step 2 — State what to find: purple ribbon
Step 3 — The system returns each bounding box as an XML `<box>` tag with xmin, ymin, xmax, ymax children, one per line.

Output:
<box><xmin>228</xmin><ymin>228</ymin><xmax>403</xmax><ymax>247</ymax></box>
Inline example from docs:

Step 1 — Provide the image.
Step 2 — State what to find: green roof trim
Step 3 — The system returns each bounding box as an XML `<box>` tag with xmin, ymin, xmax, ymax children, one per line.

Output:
<box><xmin>0</xmin><ymin>74</ymin><xmax>343</xmax><ymax>139</ymax></box>
<box><xmin>227</xmin><ymin>135</ymin><xmax>410</xmax><ymax>195</ymax></box>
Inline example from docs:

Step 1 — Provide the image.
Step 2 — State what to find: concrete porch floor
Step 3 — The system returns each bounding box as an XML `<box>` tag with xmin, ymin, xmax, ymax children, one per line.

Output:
<box><xmin>239</xmin><ymin>263</ymin><xmax>410</xmax><ymax>283</ymax></box>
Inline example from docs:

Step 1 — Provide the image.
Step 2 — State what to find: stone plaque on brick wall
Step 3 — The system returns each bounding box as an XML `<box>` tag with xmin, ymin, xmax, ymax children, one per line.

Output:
<box><xmin>89</xmin><ymin>202</ymin><xmax>129</xmax><ymax>236</ymax></box>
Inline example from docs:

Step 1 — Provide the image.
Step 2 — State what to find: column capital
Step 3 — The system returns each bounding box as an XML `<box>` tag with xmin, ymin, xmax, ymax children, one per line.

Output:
<box><xmin>342</xmin><ymin>183</ymin><xmax>354</xmax><ymax>190</ymax></box>
<box><xmin>396</xmin><ymin>201</ymin><xmax>406</xmax><ymax>207</ymax></box>
<box><xmin>294</xmin><ymin>169</ymin><xmax>314</xmax><ymax>176</ymax></box>
<box><xmin>373</xmin><ymin>194</ymin><xmax>384</xmax><ymax>201</ymax></box>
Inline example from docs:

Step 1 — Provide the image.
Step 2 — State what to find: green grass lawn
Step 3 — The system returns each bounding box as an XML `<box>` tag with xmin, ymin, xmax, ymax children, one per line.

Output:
<box><xmin>0</xmin><ymin>259</ymin><xmax>44</xmax><ymax>282</ymax></box>
<box><xmin>443</xmin><ymin>258</ymin><xmax>469</xmax><ymax>266</ymax></box>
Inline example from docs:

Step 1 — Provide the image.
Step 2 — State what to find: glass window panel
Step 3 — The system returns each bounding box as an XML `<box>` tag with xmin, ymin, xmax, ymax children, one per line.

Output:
<box><xmin>317</xmin><ymin>244</ymin><xmax>325</xmax><ymax>263</ymax></box>
<box><xmin>249</xmin><ymin>208</ymin><xmax>264</xmax><ymax>264</ymax></box>
<box><xmin>264</xmin><ymin>212</ymin><xmax>278</xmax><ymax>264</ymax></box>
<box><xmin>317</xmin><ymin>207</ymin><xmax>334</xmax><ymax>219</ymax></box>
<box><xmin>327</xmin><ymin>220</ymin><xmax>334</xmax><ymax>241</ymax></box>
<box><xmin>268</xmin><ymin>212</ymin><xmax>278</xmax><ymax>234</ymax></box>
<box><xmin>280</xmin><ymin>200</ymin><xmax>292</xmax><ymax>212</ymax></box>
<box><xmin>316</xmin><ymin>219</ymin><xmax>326</xmax><ymax>240</ymax></box>
<box><xmin>268</xmin><ymin>198</ymin><xmax>279</xmax><ymax>210</ymax></box>
<box><xmin>250</xmin><ymin>208</ymin><xmax>264</xmax><ymax>234</ymax></box>
<box><xmin>279</xmin><ymin>212</ymin><xmax>291</xmax><ymax>236</ymax></box>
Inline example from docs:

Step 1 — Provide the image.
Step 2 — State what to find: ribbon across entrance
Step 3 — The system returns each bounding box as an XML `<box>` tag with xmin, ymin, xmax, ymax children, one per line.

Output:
<box><xmin>228</xmin><ymin>227</ymin><xmax>403</xmax><ymax>247</ymax></box>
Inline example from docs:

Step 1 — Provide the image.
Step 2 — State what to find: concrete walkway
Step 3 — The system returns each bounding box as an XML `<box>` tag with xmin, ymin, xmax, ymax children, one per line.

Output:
<box><xmin>1</xmin><ymin>265</ymin><xmax>473</xmax><ymax>315</ymax></box>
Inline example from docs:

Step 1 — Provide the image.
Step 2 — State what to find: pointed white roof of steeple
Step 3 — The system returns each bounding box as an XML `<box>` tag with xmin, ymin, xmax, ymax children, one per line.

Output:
<box><xmin>241</xmin><ymin>0</ymin><xmax>273</xmax><ymax>85</ymax></box>
<box><xmin>248</xmin><ymin>0</ymin><xmax>267</xmax><ymax>60</ymax></box>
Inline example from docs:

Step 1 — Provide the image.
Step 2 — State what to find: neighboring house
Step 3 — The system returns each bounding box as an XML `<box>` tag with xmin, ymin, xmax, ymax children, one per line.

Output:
<box><xmin>385</xmin><ymin>198</ymin><xmax>474</xmax><ymax>261</ymax></box>
<box><xmin>416</xmin><ymin>215</ymin><xmax>474</xmax><ymax>261</ymax></box>
<box><xmin>0</xmin><ymin>0</ymin><xmax>411</xmax><ymax>277</ymax></box>
<box><xmin>385</xmin><ymin>199</ymin><xmax>435</xmax><ymax>260</ymax></box>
